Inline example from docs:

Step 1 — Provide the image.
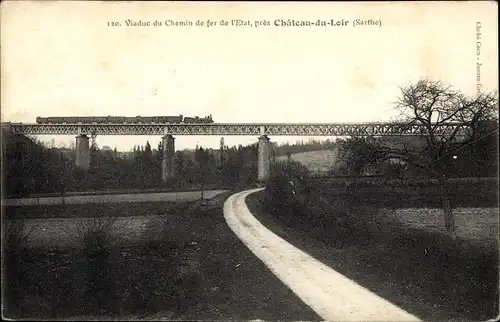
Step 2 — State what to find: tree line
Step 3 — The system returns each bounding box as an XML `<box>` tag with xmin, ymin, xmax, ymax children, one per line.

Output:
<box><xmin>2</xmin><ymin>129</ymin><xmax>345</xmax><ymax>199</ymax></box>
<box><xmin>1</xmin><ymin>133</ymin><xmax>261</xmax><ymax>198</ymax></box>
<box><xmin>272</xmin><ymin>139</ymin><xmax>338</xmax><ymax>157</ymax></box>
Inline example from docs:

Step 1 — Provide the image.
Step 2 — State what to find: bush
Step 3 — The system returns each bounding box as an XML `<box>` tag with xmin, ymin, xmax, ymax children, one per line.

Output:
<box><xmin>76</xmin><ymin>216</ymin><xmax>117</xmax><ymax>258</ymax></box>
<box><xmin>74</xmin><ymin>214</ymin><xmax>118</xmax><ymax>314</ymax></box>
<box><xmin>264</xmin><ymin>161</ymin><xmax>310</xmax><ymax>220</ymax></box>
<box><xmin>264</xmin><ymin>165</ymin><xmax>375</xmax><ymax>248</ymax></box>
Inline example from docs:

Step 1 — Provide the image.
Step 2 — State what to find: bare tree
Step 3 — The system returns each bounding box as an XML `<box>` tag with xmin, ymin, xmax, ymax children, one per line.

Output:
<box><xmin>375</xmin><ymin>79</ymin><xmax>498</xmax><ymax>238</ymax></box>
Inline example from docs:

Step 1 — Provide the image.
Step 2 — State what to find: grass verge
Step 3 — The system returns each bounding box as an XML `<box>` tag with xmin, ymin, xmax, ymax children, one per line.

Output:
<box><xmin>3</xmin><ymin>201</ymin><xmax>194</xmax><ymax>219</ymax></box>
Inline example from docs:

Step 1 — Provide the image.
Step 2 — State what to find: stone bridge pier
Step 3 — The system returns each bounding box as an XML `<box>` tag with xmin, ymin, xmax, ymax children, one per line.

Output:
<box><xmin>162</xmin><ymin>134</ymin><xmax>175</xmax><ymax>184</ymax></box>
<box><xmin>257</xmin><ymin>135</ymin><xmax>271</xmax><ymax>182</ymax></box>
<box><xmin>75</xmin><ymin>134</ymin><xmax>90</xmax><ymax>169</ymax></box>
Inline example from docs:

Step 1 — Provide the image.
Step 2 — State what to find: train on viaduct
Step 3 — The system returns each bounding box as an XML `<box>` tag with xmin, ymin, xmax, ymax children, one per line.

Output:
<box><xmin>35</xmin><ymin>115</ymin><xmax>214</xmax><ymax>124</ymax></box>
<box><xmin>2</xmin><ymin>116</ymin><xmax>469</xmax><ymax>184</ymax></box>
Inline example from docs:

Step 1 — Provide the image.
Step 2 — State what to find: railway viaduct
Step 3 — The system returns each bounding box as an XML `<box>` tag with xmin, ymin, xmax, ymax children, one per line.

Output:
<box><xmin>2</xmin><ymin>122</ymin><xmax>468</xmax><ymax>183</ymax></box>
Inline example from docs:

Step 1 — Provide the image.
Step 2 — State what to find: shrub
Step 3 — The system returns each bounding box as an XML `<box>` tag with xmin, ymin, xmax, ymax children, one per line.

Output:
<box><xmin>75</xmin><ymin>214</ymin><xmax>117</xmax><ymax>259</ymax></box>
<box><xmin>265</xmin><ymin>161</ymin><xmax>310</xmax><ymax>220</ymax></box>
<box><xmin>74</xmin><ymin>214</ymin><xmax>118</xmax><ymax>314</ymax></box>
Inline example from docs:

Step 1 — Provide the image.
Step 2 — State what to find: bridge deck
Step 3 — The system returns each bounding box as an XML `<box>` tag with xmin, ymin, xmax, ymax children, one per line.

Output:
<box><xmin>1</xmin><ymin>122</ymin><xmax>468</xmax><ymax>136</ymax></box>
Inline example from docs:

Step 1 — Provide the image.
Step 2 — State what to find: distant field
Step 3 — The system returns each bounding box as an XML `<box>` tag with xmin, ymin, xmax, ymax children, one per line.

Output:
<box><xmin>276</xmin><ymin>149</ymin><xmax>337</xmax><ymax>172</ymax></box>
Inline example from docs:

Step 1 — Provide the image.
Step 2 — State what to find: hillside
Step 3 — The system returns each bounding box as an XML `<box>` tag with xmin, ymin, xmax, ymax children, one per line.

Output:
<box><xmin>275</xmin><ymin>149</ymin><xmax>338</xmax><ymax>172</ymax></box>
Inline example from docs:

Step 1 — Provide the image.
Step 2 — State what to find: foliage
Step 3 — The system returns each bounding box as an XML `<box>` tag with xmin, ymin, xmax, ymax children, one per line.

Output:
<box><xmin>2</xmin><ymin>131</ymin><xmax>262</xmax><ymax>197</ymax></box>
<box><xmin>387</xmin><ymin>80</ymin><xmax>498</xmax><ymax>178</ymax></box>
<box><xmin>333</xmin><ymin>81</ymin><xmax>498</xmax><ymax>179</ymax></box>
<box><xmin>449</xmin><ymin>119</ymin><xmax>498</xmax><ymax>177</ymax></box>
<box><xmin>2</xmin><ymin>123</ymin><xmax>344</xmax><ymax>198</ymax></box>
<box><xmin>329</xmin><ymin>80</ymin><xmax>498</xmax><ymax>237</ymax></box>
<box><xmin>2</xmin><ymin>132</ymin><xmax>73</xmax><ymax>197</ymax></box>
<box><xmin>264</xmin><ymin>161</ymin><xmax>310</xmax><ymax>219</ymax></box>
<box><xmin>332</xmin><ymin>137</ymin><xmax>385</xmax><ymax>176</ymax></box>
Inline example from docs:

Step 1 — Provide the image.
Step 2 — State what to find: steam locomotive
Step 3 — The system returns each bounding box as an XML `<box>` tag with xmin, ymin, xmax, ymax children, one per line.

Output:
<box><xmin>35</xmin><ymin>115</ymin><xmax>214</xmax><ymax>124</ymax></box>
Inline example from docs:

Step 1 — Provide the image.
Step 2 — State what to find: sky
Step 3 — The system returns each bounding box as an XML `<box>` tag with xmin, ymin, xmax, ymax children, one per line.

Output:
<box><xmin>1</xmin><ymin>1</ymin><xmax>498</xmax><ymax>151</ymax></box>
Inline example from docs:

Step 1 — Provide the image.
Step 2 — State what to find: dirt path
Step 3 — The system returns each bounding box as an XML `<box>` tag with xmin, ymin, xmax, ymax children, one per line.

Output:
<box><xmin>224</xmin><ymin>188</ymin><xmax>421</xmax><ymax>322</ymax></box>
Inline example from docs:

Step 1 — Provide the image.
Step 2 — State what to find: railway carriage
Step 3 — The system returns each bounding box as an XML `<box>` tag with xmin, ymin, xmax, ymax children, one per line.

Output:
<box><xmin>183</xmin><ymin>117</ymin><xmax>196</xmax><ymax>123</ymax></box>
<box><xmin>47</xmin><ymin>117</ymin><xmax>64</xmax><ymax>124</ymax></box>
<box><xmin>165</xmin><ymin>116</ymin><xmax>183</xmax><ymax>123</ymax></box>
<box><xmin>108</xmin><ymin>116</ymin><xmax>127</xmax><ymax>123</ymax></box>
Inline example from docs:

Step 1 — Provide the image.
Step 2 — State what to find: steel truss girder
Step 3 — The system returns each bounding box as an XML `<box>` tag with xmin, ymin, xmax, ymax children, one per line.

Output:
<box><xmin>3</xmin><ymin>123</ymin><xmax>469</xmax><ymax>137</ymax></box>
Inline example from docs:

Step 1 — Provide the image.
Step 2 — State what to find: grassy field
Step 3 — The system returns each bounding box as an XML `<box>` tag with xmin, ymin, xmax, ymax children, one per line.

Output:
<box><xmin>371</xmin><ymin>207</ymin><xmax>498</xmax><ymax>248</ymax></box>
<box><xmin>247</xmin><ymin>190</ymin><xmax>499</xmax><ymax>321</ymax></box>
<box><xmin>276</xmin><ymin>149</ymin><xmax>337</xmax><ymax>172</ymax></box>
<box><xmin>2</xmin><ymin>192</ymin><xmax>320</xmax><ymax>321</ymax></box>
<box><xmin>4</xmin><ymin>200</ymin><xmax>193</xmax><ymax>219</ymax></box>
